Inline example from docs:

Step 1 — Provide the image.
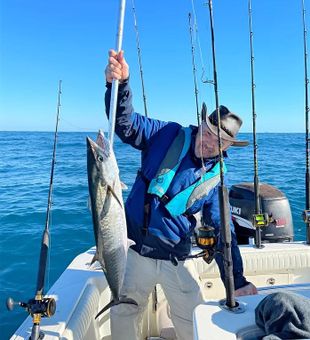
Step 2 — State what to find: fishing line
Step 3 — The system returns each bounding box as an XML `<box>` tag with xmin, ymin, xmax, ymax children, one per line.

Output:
<box><xmin>60</xmin><ymin>117</ymin><xmax>96</xmax><ymax>132</ymax></box>
<box><xmin>188</xmin><ymin>11</ymin><xmax>207</xmax><ymax>173</ymax></box>
<box><xmin>190</xmin><ymin>0</ymin><xmax>209</xmax><ymax>84</ymax></box>
<box><xmin>191</xmin><ymin>0</ymin><xmax>215</xmax><ymax>111</ymax></box>
<box><xmin>188</xmin><ymin>12</ymin><xmax>201</xmax><ymax>127</ymax></box>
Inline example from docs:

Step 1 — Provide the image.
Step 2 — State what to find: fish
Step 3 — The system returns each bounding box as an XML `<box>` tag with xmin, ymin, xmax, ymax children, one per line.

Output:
<box><xmin>87</xmin><ymin>130</ymin><xmax>137</xmax><ymax>319</ymax></box>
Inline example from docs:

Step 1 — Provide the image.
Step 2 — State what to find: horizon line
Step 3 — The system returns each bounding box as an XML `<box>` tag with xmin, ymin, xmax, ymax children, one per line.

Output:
<box><xmin>0</xmin><ymin>130</ymin><xmax>306</xmax><ymax>134</ymax></box>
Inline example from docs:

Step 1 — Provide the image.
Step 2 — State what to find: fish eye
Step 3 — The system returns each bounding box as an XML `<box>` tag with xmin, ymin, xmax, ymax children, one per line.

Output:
<box><xmin>97</xmin><ymin>155</ymin><xmax>104</xmax><ymax>162</ymax></box>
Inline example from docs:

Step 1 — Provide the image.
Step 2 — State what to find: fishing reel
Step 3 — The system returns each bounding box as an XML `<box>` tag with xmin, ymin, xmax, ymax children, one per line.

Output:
<box><xmin>195</xmin><ymin>225</ymin><xmax>217</xmax><ymax>264</ymax></box>
<box><xmin>6</xmin><ymin>295</ymin><xmax>56</xmax><ymax>319</ymax></box>
<box><xmin>253</xmin><ymin>213</ymin><xmax>270</xmax><ymax>229</ymax></box>
<box><xmin>252</xmin><ymin>213</ymin><xmax>270</xmax><ymax>248</ymax></box>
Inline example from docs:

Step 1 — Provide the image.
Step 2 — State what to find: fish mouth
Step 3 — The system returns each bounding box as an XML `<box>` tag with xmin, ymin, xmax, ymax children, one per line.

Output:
<box><xmin>87</xmin><ymin>133</ymin><xmax>110</xmax><ymax>158</ymax></box>
<box><xmin>86</xmin><ymin>136</ymin><xmax>96</xmax><ymax>150</ymax></box>
<box><xmin>86</xmin><ymin>137</ymin><xmax>105</xmax><ymax>188</ymax></box>
<box><xmin>86</xmin><ymin>137</ymin><xmax>98</xmax><ymax>161</ymax></box>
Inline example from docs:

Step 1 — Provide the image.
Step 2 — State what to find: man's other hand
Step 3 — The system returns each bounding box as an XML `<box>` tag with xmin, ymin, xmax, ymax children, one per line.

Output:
<box><xmin>235</xmin><ymin>282</ymin><xmax>258</xmax><ymax>297</ymax></box>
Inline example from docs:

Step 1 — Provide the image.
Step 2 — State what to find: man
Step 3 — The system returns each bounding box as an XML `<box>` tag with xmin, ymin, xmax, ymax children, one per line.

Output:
<box><xmin>105</xmin><ymin>49</ymin><xmax>257</xmax><ymax>340</ymax></box>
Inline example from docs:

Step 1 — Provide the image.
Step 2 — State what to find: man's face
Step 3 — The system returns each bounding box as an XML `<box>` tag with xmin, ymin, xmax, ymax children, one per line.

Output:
<box><xmin>194</xmin><ymin>123</ymin><xmax>233</xmax><ymax>159</ymax></box>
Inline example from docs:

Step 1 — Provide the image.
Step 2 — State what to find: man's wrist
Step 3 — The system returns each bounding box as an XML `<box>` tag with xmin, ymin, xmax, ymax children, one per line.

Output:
<box><xmin>119</xmin><ymin>76</ymin><xmax>129</xmax><ymax>84</ymax></box>
<box><xmin>106</xmin><ymin>76</ymin><xmax>129</xmax><ymax>88</ymax></box>
<box><xmin>234</xmin><ymin>276</ymin><xmax>250</xmax><ymax>290</ymax></box>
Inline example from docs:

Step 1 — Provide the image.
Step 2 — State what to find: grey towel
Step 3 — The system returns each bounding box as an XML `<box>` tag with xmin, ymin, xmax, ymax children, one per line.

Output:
<box><xmin>255</xmin><ymin>291</ymin><xmax>310</xmax><ymax>340</ymax></box>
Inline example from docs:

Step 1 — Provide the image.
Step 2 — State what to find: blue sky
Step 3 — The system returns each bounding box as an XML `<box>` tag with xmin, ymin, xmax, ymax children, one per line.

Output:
<box><xmin>0</xmin><ymin>0</ymin><xmax>308</xmax><ymax>132</ymax></box>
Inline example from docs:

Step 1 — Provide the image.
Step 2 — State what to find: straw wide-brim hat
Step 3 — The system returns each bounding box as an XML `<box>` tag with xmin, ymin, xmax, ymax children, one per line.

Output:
<box><xmin>201</xmin><ymin>102</ymin><xmax>249</xmax><ymax>147</ymax></box>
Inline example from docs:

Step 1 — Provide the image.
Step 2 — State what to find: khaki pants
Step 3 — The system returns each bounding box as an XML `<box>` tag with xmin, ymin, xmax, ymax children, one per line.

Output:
<box><xmin>111</xmin><ymin>248</ymin><xmax>204</xmax><ymax>340</ymax></box>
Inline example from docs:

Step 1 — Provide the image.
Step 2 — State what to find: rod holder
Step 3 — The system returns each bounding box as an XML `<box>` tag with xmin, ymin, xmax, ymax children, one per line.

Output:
<box><xmin>219</xmin><ymin>299</ymin><xmax>246</xmax><ymax>314</ymax></box>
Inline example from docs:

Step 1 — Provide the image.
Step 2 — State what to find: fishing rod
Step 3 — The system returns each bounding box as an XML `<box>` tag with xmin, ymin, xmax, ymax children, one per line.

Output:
<box><xmin>131</xmin><ymin>0</ymin><xmax>148</xmax><ymax>117</ymax></box>
<box><xmin>301</xmin><ymin>0</ymin><xmax>310</xmax><ymax>244</ymax></box>
<box><xmin>108</xmin><ymin>0</ymin><xmax>127</xmax><ymax>146</ymax></box>
<box><xmin>248</xmin><ymin>0</ymin><xmax>268</xmax><ymax>248</ymax></box>
<box><xmin>6</xmin><ymin>80</ymin><xmax>62</xmax><ymax>339</ymax></box>
<box><xmin>206</xmin><ymin>0</ymin><xmax>237</xmax><ymax>310</ymax></box>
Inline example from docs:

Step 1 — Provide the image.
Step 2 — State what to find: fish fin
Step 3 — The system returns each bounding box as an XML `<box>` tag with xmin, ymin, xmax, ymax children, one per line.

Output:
<box><xmin>101</xmin><ymin>263</ymin><xmax>107</xmax><ymax>274</ymax></box>
<box><xmin>107</xmin><ymin>185</ymin><xmax>123</xmax><ymax>208</ymax></box>
<box><xmin>121</xmin><ymin>181</ymin><xmax>128</xmax><ymax>190</ymax></box>
<box><xmin>95</xmin><ymin>297</ymin><xmax>138</xmax><ymax>319</ymax></box>
<box><xmin>90</xmin><ymin>251</ymin><xmax>106</xmax><ymax>273</ymax></box>
<box><xmin>96</xmin><ymin>129</ymin><xmax>105</xmax><ymax>149</ymax></box>
<box><xmin>90</xmin><ymin>252</ymin><xmax>98</xmax><ymax>266</ymax></box>
<box><xmin>89</xmin><ymin>262</ymin><xmax>102</xmax><ymax>271</ymax></box>
<box><xmin>127</xmin><ymin>239</ymin><xmax>135</xmax><ymax>248</ymax></box>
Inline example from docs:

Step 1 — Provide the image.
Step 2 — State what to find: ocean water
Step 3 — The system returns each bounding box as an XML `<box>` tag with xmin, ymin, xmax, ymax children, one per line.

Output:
<box><xmin>0</xmin><ymin>131</ymin><xmax>307</xmax><ymax>339</ymax></box>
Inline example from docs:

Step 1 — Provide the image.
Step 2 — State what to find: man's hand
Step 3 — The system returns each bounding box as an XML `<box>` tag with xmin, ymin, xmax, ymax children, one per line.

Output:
<box><xmin>105</xmin><ymin>49</ymin><xmax>129</xmax><ymax>83</ymax></box>
<box><xmin>235</xmin><ymin>282</ymin><xmax>258</xmax><ymax>297</ymax></box>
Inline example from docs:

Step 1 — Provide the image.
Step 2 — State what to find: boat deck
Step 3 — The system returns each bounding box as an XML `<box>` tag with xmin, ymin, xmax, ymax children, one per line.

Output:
<box><xmin>194</xmin><ymin>283</ymin><xmax>310</xmax><ymax>340</ymax></box>
<box><xmin>11</xmin><ymin>242</ymin><xmax>310</xmax><ymax>340</ymax></box>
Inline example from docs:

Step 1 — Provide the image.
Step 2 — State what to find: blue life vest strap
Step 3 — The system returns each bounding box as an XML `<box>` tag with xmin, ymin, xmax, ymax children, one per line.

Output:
<box><xmin>165</xmin><ymin>162</ymin><xmax>226</xmax><ymax>216</ymax></box>
<box><xmin>147</xmin><ymin>127</ymin><xmax>192</xmax><ymax>197</ymax></box>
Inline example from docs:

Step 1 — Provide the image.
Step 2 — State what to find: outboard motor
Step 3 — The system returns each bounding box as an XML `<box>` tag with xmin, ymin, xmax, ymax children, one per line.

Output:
<box><xmin>229</xmin><ymin>182</ymin><xmax>294</xmax><ymax>244</ymax></box>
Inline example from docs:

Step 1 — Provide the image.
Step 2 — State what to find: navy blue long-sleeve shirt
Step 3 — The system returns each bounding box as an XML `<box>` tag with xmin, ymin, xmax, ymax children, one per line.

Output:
<box><xmin>105</xmin><ymin>80</ymin><xmax>248</xmax><ymax>290</ymax></box>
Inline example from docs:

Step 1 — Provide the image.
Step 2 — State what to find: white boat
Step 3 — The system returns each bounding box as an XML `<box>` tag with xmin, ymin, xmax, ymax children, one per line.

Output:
<box><xmin>11</xmin><ymin>242</ymin><xmax>310</xmax><ymax>339</ymax></box>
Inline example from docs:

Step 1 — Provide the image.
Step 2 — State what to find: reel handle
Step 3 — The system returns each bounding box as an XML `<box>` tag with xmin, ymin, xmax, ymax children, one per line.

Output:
<box><xmin>6</xmin><ymin>297</ymin><xmax>27</xmax><ymax>311</ymax></box>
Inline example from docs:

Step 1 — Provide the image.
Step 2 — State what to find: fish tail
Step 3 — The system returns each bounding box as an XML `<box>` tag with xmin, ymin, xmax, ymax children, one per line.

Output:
<box><xmin>95</xmin><ymin>297</ymin><xmax>138</xmax><ymax>319</ymax></box>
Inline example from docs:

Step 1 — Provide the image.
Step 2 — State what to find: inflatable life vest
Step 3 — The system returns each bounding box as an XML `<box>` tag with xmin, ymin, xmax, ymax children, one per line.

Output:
<box><xmin>147</xmin><ymin>127</ymin><xmax>226</xmax><ymax>217</ymax></box>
